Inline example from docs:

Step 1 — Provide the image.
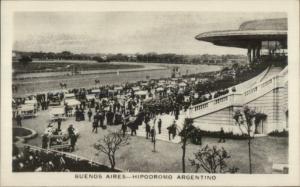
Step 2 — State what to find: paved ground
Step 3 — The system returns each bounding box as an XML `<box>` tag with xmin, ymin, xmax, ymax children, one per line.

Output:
<box><xmin>13</xmin><ymin>108</ymin><xmax>288</xmax><ymax>173</ymax></box>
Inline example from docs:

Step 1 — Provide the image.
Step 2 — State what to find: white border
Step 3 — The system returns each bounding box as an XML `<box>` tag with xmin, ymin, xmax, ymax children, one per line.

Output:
<box><xmin>1</xmin><ymin>0</ymin><xmax>299</xmax><ymax>186</ymax></box>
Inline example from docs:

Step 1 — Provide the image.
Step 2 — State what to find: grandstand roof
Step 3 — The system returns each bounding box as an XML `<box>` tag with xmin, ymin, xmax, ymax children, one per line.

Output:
<box><xmin>195</xmin><ymin>18</ymin><xmax>287</xmax><ymax>48</ymax></box>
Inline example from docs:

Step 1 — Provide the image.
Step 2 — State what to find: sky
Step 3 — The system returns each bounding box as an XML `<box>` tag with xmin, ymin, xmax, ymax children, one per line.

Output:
<box><xmin>13</xmin><ymin>12</ymin><xmax>286</xmax><ymax>55</ymax></box>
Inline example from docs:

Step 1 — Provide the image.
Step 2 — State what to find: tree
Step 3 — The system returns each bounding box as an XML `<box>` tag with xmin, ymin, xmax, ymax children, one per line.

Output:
<box><xmin>233</xmin><ymin>106</ymin><xmax>262</xmax><ymax>174</ymax></box>
<box><xmin>94</xmin><ymin>131</ymin><xmax>130</xmax><ymax>170</ymax></box>
<box><xmin>189</xmin><ymin>145</ymin><xmax>238</xmax><ymax>173</ymax></box>
<box><xmin>19</xmin><ymin>55</ymin><xmax>32</xmax><ymax>66</ymax></box>
<box><xmin>179</xmin><ymin>118</ymin><xmax>198</xmax><ymax>173</ymax></box>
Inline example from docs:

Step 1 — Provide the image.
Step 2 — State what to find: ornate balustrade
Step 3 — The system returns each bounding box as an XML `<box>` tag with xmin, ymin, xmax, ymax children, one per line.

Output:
<box><xmin>189</xmin><ymin>68</ymin><xmax>287</xmax><ymax>119</ymax></box>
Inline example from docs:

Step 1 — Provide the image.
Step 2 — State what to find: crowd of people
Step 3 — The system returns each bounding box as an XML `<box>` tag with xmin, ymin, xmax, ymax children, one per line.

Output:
<box><xmin>12</xmin><ymin>65</ymin><xmax>252</xmax><ymax>173</ymax></box>
<box><xmin>14</xmin><ymin>65</ymin><xmax>248</xmax><ymax>153</ymax></box>
<box><xmin>12</xmin><ymin>145</ymin><xmax>117</xmax><ymax>172</ymax></box>
<box><xmin>14</xmin><ymin>69</ymin><xmax>237</xmax><ymax>119</ymax></box>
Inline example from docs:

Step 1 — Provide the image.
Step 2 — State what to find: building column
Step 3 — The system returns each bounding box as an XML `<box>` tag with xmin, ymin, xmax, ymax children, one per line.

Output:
<box><xmin>256</xmin><ymin>47</ymin><xmax>260</xmax><ymax>58</ymax></box>
<box><xmin>252</xmin><ymin>47</ymin><xmax>256</xmax><ymax>62</ymax></box>
<box><xmin>247</xmin><ymin>48</ymin><xmax>252</xmax><ymax>63</ymax></box>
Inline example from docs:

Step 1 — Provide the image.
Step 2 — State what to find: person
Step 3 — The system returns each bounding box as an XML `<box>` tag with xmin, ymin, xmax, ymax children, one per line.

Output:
<box><xmin>16</xmin><ymin>113</ymin><xmax>22</xmax><ymax>126</ymax></box>
<box><xmin>144</xmin><ymin>114</ymin><xmax>150</xmax><ymax>124</ymax></box>
<box><xmin>92</xmin><ymin>120</ymin><xmax>98</xmax><ymax>133</ymax></box>
<box><xmin>167</xmin><ymin>125</ymin><xmax>172</xmax><ymax>140</ymax></box>
<box><xmin>129</xmin><ymin>120</ymin><xmax>137</xmax><ymax>136</ymax></box>
<box><xmin>121</xmin><ymin>122</ymin><xmax>127</xmax><ymax>137</ymax></box>
<box><xmin>218</xmin><ymin>127</ymin><xmax>226</xmax><ymax>143</ymax></box>
<box><xmin>95</xmin><ymin>104</ymin><xmax>100</xmax><ymax>112</ymax></box>
<box><xmin>70</xmin><ymin>134</ymin><xmax>77</xmax><ymax>152</ymax></box>
<box><xmin>75</xmin><ymin>108</ymin><xmax>80</xmax><ymax>121</ymax></box>
<box><xmin>87</xmin><ymin>108</ymin><xmax>93</xmax><ymax>122</ymax></box>
<box><xmin>80</xmin><ymin>109</ymin><xmax>85</xmax><ymax>121</ymax></box>
<box><xmin>175</xmin><ymin>106</ymin><xmax>180</xmax><ymax>120</ymax></box>
<box><xmin>146</xmin><ymin>123</ymin><xmax>151</xmax><ymax>139</ymax></box>
<box><xmin>131</xmin><ymin>126</ymin><xmax>137</xmax><ymax>136</ymax></box>
<box><xmin>64</xmin><ymin>104</ymin><xmax>69</xmax><ymax>117</ymax></box>
<box><xmin>57</xmin><ymin>118</ymin><xmax>62</xmax><ymax>130</ymax></box>
<box><xmin>193</xmin><ymin>130</ymin><xmax>202</xmax><ymax>145</ymax></box>
<box><xmin>150</xmin><ymin>126</ymin><xmax>156</xmax><ymax>142</ymax></box>
<box><xmin>99</xmin><ymin>111</ymin><xmax>104</xmax><ymax>128</ymax></box>
<box><xmin>94</xmin><ymin>112</ymin><xmax>100</xmax><ymax>127</ymax></box>
<box><xmin>157</xmin><ymin>119</ymin><xmax>162</xmax><ymax>134</ymax></box>
<box><xmin>106</xmin><ymin>110</ymin><xmax>114</xmax><ymax>126</ymax></box>
<box><xmin>42</xmin><ymin>134</ymin><xmax>49</xmax><ymax>149</ymax></box>
<box><xmin>89</xmin><ymin>99</ymin><xmax>94</xmax><ymax>108</ymax></box>
<box><xmin>171</xmin><ymin>120</ymin><xmax>177</xmax><ymax>139</ymax></box>
<box><xmin>67</xmin><ymin>124</ymin><xmax>75</xmax><ymax>137</ymax></box>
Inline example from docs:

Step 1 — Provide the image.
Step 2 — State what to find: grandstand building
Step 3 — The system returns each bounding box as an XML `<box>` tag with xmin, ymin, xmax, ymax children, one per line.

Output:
<box><xmin>190</xmin><ymin>18</ymin><xmax>288</xmax><ymax>135</ymax></box>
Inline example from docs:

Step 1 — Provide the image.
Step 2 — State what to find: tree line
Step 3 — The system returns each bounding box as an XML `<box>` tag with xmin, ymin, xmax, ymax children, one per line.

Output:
<box><xmin>13</xmin><ymin>50</ymin><xmax>246</xmax><ymax>65</ymax></box>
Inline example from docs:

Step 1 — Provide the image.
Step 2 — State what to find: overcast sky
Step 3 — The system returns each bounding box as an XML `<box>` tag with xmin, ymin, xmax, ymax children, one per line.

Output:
<box><xmin>13</xmin><ymin>12</ymin><xmax>286</xmax><ymax>55</ymax></box>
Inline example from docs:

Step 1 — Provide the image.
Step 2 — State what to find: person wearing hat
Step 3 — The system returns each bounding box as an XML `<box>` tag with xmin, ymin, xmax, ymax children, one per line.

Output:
<box><xmin>121</xmin><ymin>121</ymin><xmax>127</xmax><ymax>137</ymax></box>
<box><xmin>92</xmin><ymin>120</ymin><xmax>98</xmax><ymax>133</ymax></box>
<box><xmin>146</xmin><ymin>122</ymin><xmax>151</xmax><ymax>139</ymax></box>
<box><xmin>67</xmin><ymin>124</ymin><xmax>75</xmax><ymax>136</ymax></box>
<box><xmin>150</xmin><ymin>126</ymin><xmax>156</xmax><ymax>142</ymax></box>
<box><xmin>16</xmin><ymin>112</ymin><xmax>22</xmax><ymax>127</ymax></box>
<box><xmin>172</xmin><ymin>120</ymin><xmax>177</xmax><ymax>139</ymax></box>
<box><xmin>70</xmin><ymin>134</ymin><xmax>77</xmax><ymax>152</ymax></box>
<box><xmin>157</xmin><ymin>118</ymin><xmax>162</xmax><ymax>134</ymax></box>
<box><xmin>87</xmin><ymin>108</ymin><xmax>93</xmax><ymax>122</ymax></box>
<box><xmin>57</xmin><ymin>118</ymin><xmax>62</xmax><ymax>131</ymax></box>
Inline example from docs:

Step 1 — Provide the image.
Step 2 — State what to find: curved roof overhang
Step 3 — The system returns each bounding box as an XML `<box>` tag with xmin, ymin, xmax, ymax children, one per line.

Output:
<box><xmin>195</xmin><ymin>30</ymin><xmax>287</xmax><ymax>48</ymax></box>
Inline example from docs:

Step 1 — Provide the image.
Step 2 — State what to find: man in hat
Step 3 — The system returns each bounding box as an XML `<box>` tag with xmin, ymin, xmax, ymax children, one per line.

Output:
<box><xmin>57</xmin><ymin>118</ymin><xmax>62</xmax><ymax>131</ymax></box>
<box><xmin>87</xmin><ymin>108</ymin><xmax>93</xmax><ymax>122</ymax></box>
<box><xmin>92</xmin><ymin>120</ymin><xmax>98</xmax><ymax>133</ymax></box>
<box><xmin>146</xmin><ymin>122</ymin><xmax>151</xmax><ymax>139</ymax></box>
<box><xmin>16</xmin><ymin>113</ymin><xmax>22</xmax><ymax>127</ymax></box>
<box><xmin>67</xmin><ymin>124</ymin><xmax>75</xmax><ymax>137</ymax></box>
<box><xmin>70</xmin><ymin>134</ymin><xmax>77</xmax><ymax>152</ymax></box>
<box><xmin>218</xmin><ymin>127</ymin><xmax>226</xmax><ymax>143</ymax></box>
<box><xmin>121</xmin><ymin>122</ymin><xmax>127</xmax><ymax>137</ymax></box>
<box><xmin>157</xmin><ymin>118</ymin><xmax>162</xmax><ymax>134</ymax></box>
<box><xmin>150</xmin><ymin>126</ymin><xmax>156</xmax><ymax>143</ymax></box>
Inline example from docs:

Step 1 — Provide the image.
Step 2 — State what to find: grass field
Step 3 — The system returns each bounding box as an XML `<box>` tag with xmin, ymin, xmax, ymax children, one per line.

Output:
<box><xmin>13</xmin><ymin>61</ymin><xmax>144</xmax><ymax>73</ymax></box>
<box><xmin>15</xmin><ymin>109</ymin><xmax>288</xmax><ymax>174</ymax></box>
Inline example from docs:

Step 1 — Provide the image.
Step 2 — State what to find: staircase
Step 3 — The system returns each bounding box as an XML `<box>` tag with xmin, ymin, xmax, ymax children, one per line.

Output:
<box><xmin>259</xmin><ymin>66</ymin><xmax>284</xmax><ymax>82</ymax></box>
<box><xmin>131</xmin><ymin>66</ymin><xmax>287</xmax><ymax>141</ymax></box>
<box><xmin>189</xmin><ymin>66</ymin><xmax>286</xmax><ymax>119</ymax></box>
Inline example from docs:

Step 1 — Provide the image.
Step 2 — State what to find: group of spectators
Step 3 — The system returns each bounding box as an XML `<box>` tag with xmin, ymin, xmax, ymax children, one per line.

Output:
<box><xmin>13</xmin><ymin>145</ymin><xmax>116</xmax><ymax>172</ymax></box>
<box><xmin>42</xmin><ymin>121</ymin><xmax>78</xmax><ymax>152</ymax></box>
<box><xmin>213</xmin><ymin>89</ymin><xmax>230</xmax><ymax>99</ymax></box>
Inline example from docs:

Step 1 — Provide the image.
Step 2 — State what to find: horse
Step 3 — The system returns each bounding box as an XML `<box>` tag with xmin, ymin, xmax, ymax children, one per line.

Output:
<box><xmin>59</xmin><ymin>83</ymin><xmax>67</xmax><ymax>89</ymax></box>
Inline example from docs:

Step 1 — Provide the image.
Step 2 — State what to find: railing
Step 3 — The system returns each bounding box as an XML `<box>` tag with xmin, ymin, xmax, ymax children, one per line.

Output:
<box><xmin>189</xmin><ymin>94</ymin><xmax>243</xmax><ymax>118</ymax></box>
<box><xmin>194</xmin><ymin>103</ymin><xmax>208</xmax><ymax>111</ymax></box>
<box><xmin>244</xmin><ymin>87</ymin><xmax>258</xmax><ymax>96</ymax></box>
<box><xmin>214</xmin><ymin>96</ymin><xmax>228</xmax><ymax>104</ymax></box>
<box><xmin>261</xmin><ymin>79</ymin><xmax>272</xmax><ymax>88</ymax></box>
<box><xmin>189</xmin><ymin>68</ymin><xmax>287</xmax><ymax>119</ymax></box>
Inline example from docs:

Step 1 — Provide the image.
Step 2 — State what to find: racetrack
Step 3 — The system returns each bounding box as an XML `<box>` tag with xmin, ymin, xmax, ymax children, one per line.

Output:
<box><xmin>13</xmin><ymin>62</ymin><xmax>221</xmax><ymax>96</ymax></box>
